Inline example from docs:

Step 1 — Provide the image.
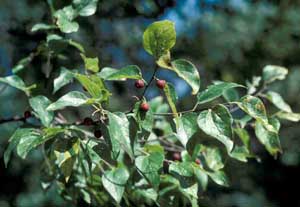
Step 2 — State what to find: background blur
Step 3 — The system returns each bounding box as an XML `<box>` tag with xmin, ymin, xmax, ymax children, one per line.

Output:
<box><xmin>0</xmin><ymin>0</ymin><xmax>300</xmax><ymax>206</ymax></box>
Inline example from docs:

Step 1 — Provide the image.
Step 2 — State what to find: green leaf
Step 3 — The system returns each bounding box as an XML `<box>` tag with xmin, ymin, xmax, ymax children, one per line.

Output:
<box><xmin>197</xmin><ymin>82</ymin><xmax>244</xmax><ymax>104</ymax></box>
<box><xmin>175</xmin><ymin>113</ymin><xmax>198</xmax><ymax>147</ymax></box>
<box><xmin>54</xmin><ymin>6</ymin><xmax>79</xmax><ymax>33</ymax></box>
<box><xmin>31</xmin><ymin>23</ymin><xmax>56</xmax><ymax>32</ymax></box>
<box><xmin>47</xmin><ymin>91</ymin><xmax>90</xmax><ymax>111</ymax></box>
<box><xmin>199</xmin><ymin>146</ymin><xmax>224</xmax><ymax>171</ymax></box>
<box><xmin>12</xmin><ymin>56</ymin><xmax>33</xmax><ymax>74</ymax></box>
<box><xmin>143</xmin><ymin>20</ymin><xmax>176</xmax><ymax>59</ymax></box>
<box><xmin>29</xmin><ymin>96</ymin><xmax>54</xmax><ymax>127</ymax></box>
<box><xmin>207</xmin><ymin>171</ymin><xmax>229</xmax><ymax>187</ymax></box>
<box><xmin>102</xmin><ymin>165</ymin><xmax>129</xmax><ymax>203</ymax></box>
<box><xmin>234</xmin><ymin>128</ymin><xmax>250</xmax><ymax>149</ymax></box>
<box><xmin>135</xmin><ymin>147</ymin><xmax>164</xmax><ymax>188</ymax></box>
<box><xmin>73</xmin><ymin>0</ymin><xmax>99</xmax><ymax>16</ymax></box>
<box><xmin>4</xmin><ymin>128</ymin><xmax>41</xmax><ymax>167</ymax></box>
<box><xmin>262</xmin><ymin>65</ymin><xmax>288</xmax><ymax>84</ymax></box>
<box><xmin>237</xmin><ymin>95</ymin><xmax>268</xmax><ymax>125</ymax></box>
<box><xmin>193</xmin><ymin>167</ymin><xmax>208</xmax><ymax>191</ymax></box>
<box><xmin>264</xmin><ymin>91</ymin><xmax>292</xmax><ymax>112</ymax></box>
<box><xmin>98</xmin><ymin>65</ymin><xmax>142</xmax><ymax>81</ymax></box>
<box><xmin>169</xmin><ymin>162</ymin><xmax>194</xmax><ymax>177</ymax></box>
<box><xmin>197</xmin><ymin>105</ymin><xmax>234</xmax><ymax>153</ymax></box>
<box><xmin>229</xmin><ymin>146</ymin><xmax>251</xmax><ymax>162</ymax></box>
<box><xmin>170</xmin><ymin>59</ymin><xmax>200</xmax><ymax>95</ymax></box>
<box><xmin>276</xmin><ymin>111</ymin><xmax>300</xmax><ymax>122</ymax></box>
<box><xmin>0</xmin><ymin>75</ymin><xmax>35</xmax><ymax>96</ymax></box>
<box><xmin>133</xmin><ymin>101</ymin><xmax>154</xmax><ymax>132</ymax></box>
<box><xmin>75</xmin><ymin>73</ymin><xmax>110</xmax><ymax>100</ymax></box>
<box><xmin>81</xmin><ymin>53</ymin><xmax>99</xmax><ymax>73</ymax></box>
<box><xmin>54</xmin><ymin>138</ymin><xmax>80</xmax><ymax>182</ymax></box>
<box><xmin>53</xmin><ymin>67</ymin><xmax>75</xmax><ymax>93</ymax></box>
<box><xmin>255</xmin><ymin>118</ymin><xmax>282</xmax><ymax>156</ymax></box>
<box><xmin>163</xmin><ymin>82</ymin><xmax>178</xmax><ymax>115</ymax></box>
<box><xmin>107</xmin><ymin>112</ymin><xmax>133</xmax><ymax>159</ymax></box>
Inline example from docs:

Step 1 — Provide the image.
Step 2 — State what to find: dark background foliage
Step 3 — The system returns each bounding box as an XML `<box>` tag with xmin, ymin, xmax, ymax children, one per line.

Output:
<box><xmin>0</xmin><ymin>0</ymin><xmax>300</xmax><ymax>206</ymax></box>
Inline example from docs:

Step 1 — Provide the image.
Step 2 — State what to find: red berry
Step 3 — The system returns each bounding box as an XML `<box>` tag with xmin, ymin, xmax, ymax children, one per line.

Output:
<box><xmin>83</xmin><ymin>117</ymin><xmax>93</xmax><ymax>126</ymax></box>
<box><xmin>156</xmin><ymin>79</ymin><xmax>166</xmax><ymax>89</ymax></box>
<box><xmin>94</xmin><ymin>130</ymin><xmax>102</xmax><ymax>138</ymax></box>
<box><xmin>140</xmin><ymin>102</ymin><xmax>150</xmax><ymax>112</ymax></box>
<box><xmin>24</xmin><ymin>111</ymin><xmax>31</xmax><ymax>119</ymax></box>
<box><xmin>135</xmin><ymin>80</ymin><xmax>145</xmax><ymax>89</ymax></box>
<box><xmin>173</xmin><ymin>152</ymin><xmax>181</xmax><ymax>161</ymax></box>
<box><xmin>195</xmin><ymin>158</ymin><xmax>201</xmax><ymax>165</ymax></box>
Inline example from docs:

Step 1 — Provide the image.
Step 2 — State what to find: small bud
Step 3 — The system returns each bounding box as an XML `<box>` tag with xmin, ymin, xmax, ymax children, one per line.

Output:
<box><xmin>83</xmin><ymin>117</ymin><xmax>93</xmax><ymax>126</ymax></box>
<box><xmin>135</xmin><ymin>80</ymin><xmax>145</xmax><ymax>89</ymax></box>
<box><xmin>94</xmin><ymin>130</ymin><xmax>102</xmax><ymax>138</ymax></box>
<box><xmin>173</xmin><ymin>152</ymin><xmax>181</xmax><ymax>161</ymax></box>
<box><xmin>156</xmin><ymin>79</ymin><xmax>166</xmax><ymax>89</ymax></box>
<box><xmin>24</xmin><ymin>111</ymin><xmax>31</xmax><ymax>119</ymax></box>
<box><xmin>140</xmin><ymin>102</ymin><xmax>150</xmax><ymax>112</ymax></box>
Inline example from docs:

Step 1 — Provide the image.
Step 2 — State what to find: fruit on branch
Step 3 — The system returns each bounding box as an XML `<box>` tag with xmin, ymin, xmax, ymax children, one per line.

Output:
<box><xmin>134</xmin><ymin>79</ymin><xmax>145</xmax><ymax>89</ymax></box>
<box><xmin>83</xmin><ymin>117</ymin><xmax>93</xmax><ymax>126</ymax></box>
<box><xmin>195</xmin><ymin>158</ymin><xmax>201</xmax><ymax>165</ymax></box>
<box><xmin>140</xmin><ymin>102</ymin><xmax>150</xmax><ymax>112</ymax></box>
<box><xmin>156</xmin><ymin>79</ymin><xmax>166</xmax><ymax>89</ymax></box>
<box><xmin>94</xmin><ymin>130</ymin><xmax>102</xmax><ymax>138</ymax></box>
<box><xmin>24</xmin><ymin>111</ymin><xmax>31</xmax><ymax>119</ymax></box>
<box><xmin>172</xmin><ymin>152</ymin><xmax>181</xmax><ymax>161</ymax></box>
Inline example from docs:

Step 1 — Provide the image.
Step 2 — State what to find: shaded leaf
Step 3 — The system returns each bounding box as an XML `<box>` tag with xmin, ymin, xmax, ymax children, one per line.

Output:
<box><xmin>4</xmin><ymin>128</ymin><xmax>41</xmax><ymax>166</ymax></box>
<box><xmin>0</xmin><ymin>75</ymin><xmax>35</xmax><ymax>96</ymax></box>
<box><xmin>276</xmin><ymin>111</ymin><xmax>300</xmax><ymax>122</ymax></box>
<box><xmin>31</xmin><ymin>23</ymin><xmax>56</xmax><ymax>32</ymax></box>
<box><xmin>135</xmin><ymin>146</ymin><xmax>164</xmax><ymax>188</ymax></box>
<box><xmin>54</xmin><ymin>139</ymin><xmax>80</xmax><ymax>182</ymax></box>
<box><xmin>73</xmin><ymin>0</ymin><xmax>99</xmax><ymax>16</ymax></box>
<box><xmin>255</xmin><ymin>118</ymin><xmax>282</xmax><ymax>156</ymax></box>
<box><xmin>163</xmin><ymin>82</ymin><xmax>178</xmax><ymax>115</ymax></box>
<box><xmin>75</xmin><ymin>73</ymin><xmax>110</xmax><ymax>100</ymax></box>
<box><xmin>54</xmin><ymin>6</ymin><xmax>79</xmax><ymax>33</ymax></box>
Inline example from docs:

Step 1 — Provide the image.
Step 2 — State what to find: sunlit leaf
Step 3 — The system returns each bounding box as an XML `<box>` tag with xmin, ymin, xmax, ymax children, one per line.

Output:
<box><xmin>197</xmin><ymin>105</ymin><xmax>234</xmax><ymax>153</ymax></box>
<box><xmin>102</xmin><ymin>165</ymin><xmax>129</xmax><ymax>203</ymax></box>
<box><xmin>98</xmin><ymin>65</ymin><xmax>142</xmax><ymax>81</ymax></box>
<box><xmin>47</xmin><ymin>91</ymin><xmax>90</xmax><ymax>111</ymax></box>
<box><xmin>107</xmin><ymin>112</ymin><xmax>133</xmax><ymax>159</ymax></box>
<box><xmin>170</xmin><ymin>59</ymin><xmax>200</xmax><ymax>95</ymax></box>
<box><xmin>262</xmin><ymin>65</ymin><xmax>288</xmax><ymax>84</ymax></box>
<box><xmin>197</xmin><ymin>82</ymin><xmax>244</xmax><ymax>104</ymax></box>
<box><xmin>264</xmin><ymin>91</ymin><xmax>292</xmax><ymax>112</ymax></box>
<box><xmin>81</xmin><ymin>53</ymin><xmax>99</xmax><ymax>73</ymax></box>
<box><xmin>143</xmin><ymin>20</ymin><xmax>176</xmax><ymax>59</ymax></box>
<box><xmin>53</xmin><ymin>67</ymin><xmax>75</xmax><ymax>93</ymax></box>
<box><xmin>29</xmin><ymin>95</ymin><xmax>54</xmax><ymax>127</ymax></box>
